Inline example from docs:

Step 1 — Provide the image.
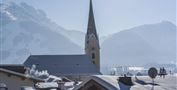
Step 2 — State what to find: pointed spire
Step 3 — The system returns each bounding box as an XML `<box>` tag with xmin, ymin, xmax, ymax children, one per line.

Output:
<box><xmin>87</xmin><ymin>0</ymin><xmax>98</xmax><ymax>40</ymax></box>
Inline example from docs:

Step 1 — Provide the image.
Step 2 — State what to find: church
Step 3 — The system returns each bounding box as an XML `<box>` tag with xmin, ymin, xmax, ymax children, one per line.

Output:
<box><xmin>24</xmin><ymin>0</ymin><xmax>101</xmax><ymax>80</ymax></box>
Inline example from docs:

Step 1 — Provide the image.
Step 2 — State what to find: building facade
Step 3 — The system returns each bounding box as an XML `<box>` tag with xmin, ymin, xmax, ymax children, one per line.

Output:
<box><xmin>0</xmin><ymin>68</ymin><xmax>44</xmax><ymax>90</ymax></box>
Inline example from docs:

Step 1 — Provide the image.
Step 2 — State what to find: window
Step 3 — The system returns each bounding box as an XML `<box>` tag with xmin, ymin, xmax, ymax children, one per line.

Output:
<box><xmin>92</xmin><ymin>53</ymin><xmax>95</xmax><ymax>59</ymax></box>
<box><xmin>92</xmin><ymin>61</ymin><xmax>95</xmax><ymax>64</ymax></box>
<box><xmin>92</xmin><ymin>47</ymin><xmax>95</xmax><ymax>50</ymax></box>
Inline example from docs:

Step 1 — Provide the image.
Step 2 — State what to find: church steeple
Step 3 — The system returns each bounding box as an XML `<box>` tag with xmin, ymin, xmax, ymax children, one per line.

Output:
<box><xmin>85</xmin><ymin>0</ymin><xmax>100</xmax><ymax>71</ymax></box>
<box><xmin>87</xmin><ymin>0</ymin><xmax>98</xmax><ymax>40</ymax></box>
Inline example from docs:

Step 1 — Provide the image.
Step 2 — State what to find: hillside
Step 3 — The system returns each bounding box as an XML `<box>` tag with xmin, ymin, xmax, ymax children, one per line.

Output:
<box><xmin>0</xmin><ymin>2</ymin><xmax>83</xmax><ymax>64</ymax></box>
<box><xmin>101</xmin><ymin>21</ymin><xmax>176</xmax><ymax>66</ymax></box>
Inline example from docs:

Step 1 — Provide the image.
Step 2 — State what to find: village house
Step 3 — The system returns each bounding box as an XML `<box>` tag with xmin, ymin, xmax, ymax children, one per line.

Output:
<box><xmin>0</xmin><ymin>68</ymin><xmax>44</xmax><ymax>90</ymax></box>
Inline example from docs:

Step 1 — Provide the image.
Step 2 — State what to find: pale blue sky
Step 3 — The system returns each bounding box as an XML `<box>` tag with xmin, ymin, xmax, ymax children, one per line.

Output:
<box><xmin>4</xmin><ymin>0</ymin><xmax>177</xmax><ymax>36</ymax></box>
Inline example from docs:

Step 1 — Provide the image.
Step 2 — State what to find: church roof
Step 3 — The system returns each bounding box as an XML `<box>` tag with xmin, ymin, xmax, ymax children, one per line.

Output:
<box><xmin>24</xmin><ymin>55</ymin><xmax>101</xmax><ymax>76</ymax></box>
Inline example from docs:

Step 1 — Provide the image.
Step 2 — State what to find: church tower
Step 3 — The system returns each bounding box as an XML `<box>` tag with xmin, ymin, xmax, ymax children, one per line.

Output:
<box><xmin>85</xmin><ymin>0</ymin><xmax>100</xmax><ymax>71</ymax></box>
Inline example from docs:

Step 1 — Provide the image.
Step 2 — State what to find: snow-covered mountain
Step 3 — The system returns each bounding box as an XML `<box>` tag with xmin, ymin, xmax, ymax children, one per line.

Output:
<box><xmin>59</xmin><ymin>29</ymin><xmax>85</xmax><ymax>48</ymax></box>
<box><xmin>0</xmin><ymin>2</ymin><xmax>84</xmax><ymax>64</ymax></box>
<box><xmin>101</xmin><ymin>21</ymin><xmax>176</xmax><ymax>66</ymax></box>
<box><xmin>1</xmin><ymin>2</ymin><xmax>176</xmax><ymax>67</ymax></box>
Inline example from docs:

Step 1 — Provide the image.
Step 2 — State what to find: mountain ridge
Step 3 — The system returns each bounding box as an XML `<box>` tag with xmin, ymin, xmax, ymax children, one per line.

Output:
<box><xmin>1</xmin><ymin>2</ymin><xmax>176</xmax><ymax>67</ymax></box>
<box><xmin>101</xmin><ymin>21</ymin><xmax>176</xmax><ymax>66</ymax></box>
<box><xmin>0</xmin><ymin>2</ymin><xmax>83</xmax><ymax>64</ymax></box>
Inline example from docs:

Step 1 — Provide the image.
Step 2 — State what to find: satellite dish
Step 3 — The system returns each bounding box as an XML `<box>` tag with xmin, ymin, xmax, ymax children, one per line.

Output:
<box><xmin>148</xmin><ymin>67</ymin><xmax>158</xmax><ymax>90</ymax></box>
<box><xmin>148</xmin><ymin>67</ymin><xmax>158</xmax><ymax>79</ymax></box>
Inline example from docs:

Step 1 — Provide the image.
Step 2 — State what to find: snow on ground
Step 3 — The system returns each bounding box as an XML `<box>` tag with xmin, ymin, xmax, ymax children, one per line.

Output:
<box><xmin>133</xmin><ymin>75</ymin><xmax>177</xmax><ymax>90</ymax></box>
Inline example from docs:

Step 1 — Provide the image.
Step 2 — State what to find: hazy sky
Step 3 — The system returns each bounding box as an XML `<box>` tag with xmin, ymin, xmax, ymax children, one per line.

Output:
<box><xmin>4</xmin><ymin>0</ymin><xmax>176</xmax><ymax>36</ymax></box>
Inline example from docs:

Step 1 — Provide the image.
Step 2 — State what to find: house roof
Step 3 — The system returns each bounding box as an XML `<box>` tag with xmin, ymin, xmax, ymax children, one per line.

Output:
<box><xmin>0</xmin><ymin>68</ymin><xmax>44</xmax><ymax>82</ymax></box>
<box><xmin>74</xmin><ymin>75</ymin><xmax>148</xmax><ymax>90</ymax></box>
<box><xmin>24</xmin><ymin>55</ymin><xmax>101</xmax><ymax>76</ymax></box>
<box><xmin>74</xmin><ymin>75</ymin><xmax>119</xmax><ymax>90</ymax></box>
<box><xmin>0</xmin><ymin>64</ymin><xmax>26</xmax><ymax>74</ymax></box>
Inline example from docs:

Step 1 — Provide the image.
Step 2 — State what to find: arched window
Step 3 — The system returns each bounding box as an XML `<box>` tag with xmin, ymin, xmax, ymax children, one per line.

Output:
<box><xmin>92</xmin><ymin>53</ymin><xmax>95</xmax><ymax>59</ymax></box>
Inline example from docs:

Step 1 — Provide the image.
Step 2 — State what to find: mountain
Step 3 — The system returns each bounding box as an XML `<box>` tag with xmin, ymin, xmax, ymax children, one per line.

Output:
<box><xmin>59</xmin><ymin>29</ymin><xmax>85</xmax><ymax>48</ymax></box>
<box><xmin>1</xmin><ymin>2</ymin><xmax>176</xmax><ymax>68</ymax></box>
<box><xmin>0</xmin><ymin>2</ymin><xmax>83</xmax><ymax>64</ymax></box>
<box><xmin>101</xmin><ymin>21</ymin><xmax>176</xmax><ymax>66</ymax></box>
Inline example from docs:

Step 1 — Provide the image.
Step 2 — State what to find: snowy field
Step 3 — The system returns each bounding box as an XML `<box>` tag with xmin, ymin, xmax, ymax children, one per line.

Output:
<box><xmin>132</xmin><ymin>75</ymin><xmax>177</xmax><ymax>90</ymax></box>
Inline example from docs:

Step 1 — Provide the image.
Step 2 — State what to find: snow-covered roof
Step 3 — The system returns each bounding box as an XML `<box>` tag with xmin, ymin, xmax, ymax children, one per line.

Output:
<box><xmin>46</xmin><ymin>75</ymin><xmax>62</xmax><ymax>82</ymax></box>
<box><xmin>73</xmin><ymin>75</ymin><xmax>119</xmax><ymax>90</ymax></box>
<box><xmin>74</xmin><ymin>75</ymin><xmax>120</xmax><ymax>90</ymax></box>
<box><xmin>74</xmin><ymin>75</ymin><xmax>148</xmax><ymax>90</ymax></box>
<box><xmin>24</xmin><ymin>55</ymin><xmax>101</xmax><ymax>76</ymax></box>
<box><xmin>35</xmin><ymin>82</ymin><xmax>58</xmax><ymax>89</ymax></box>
